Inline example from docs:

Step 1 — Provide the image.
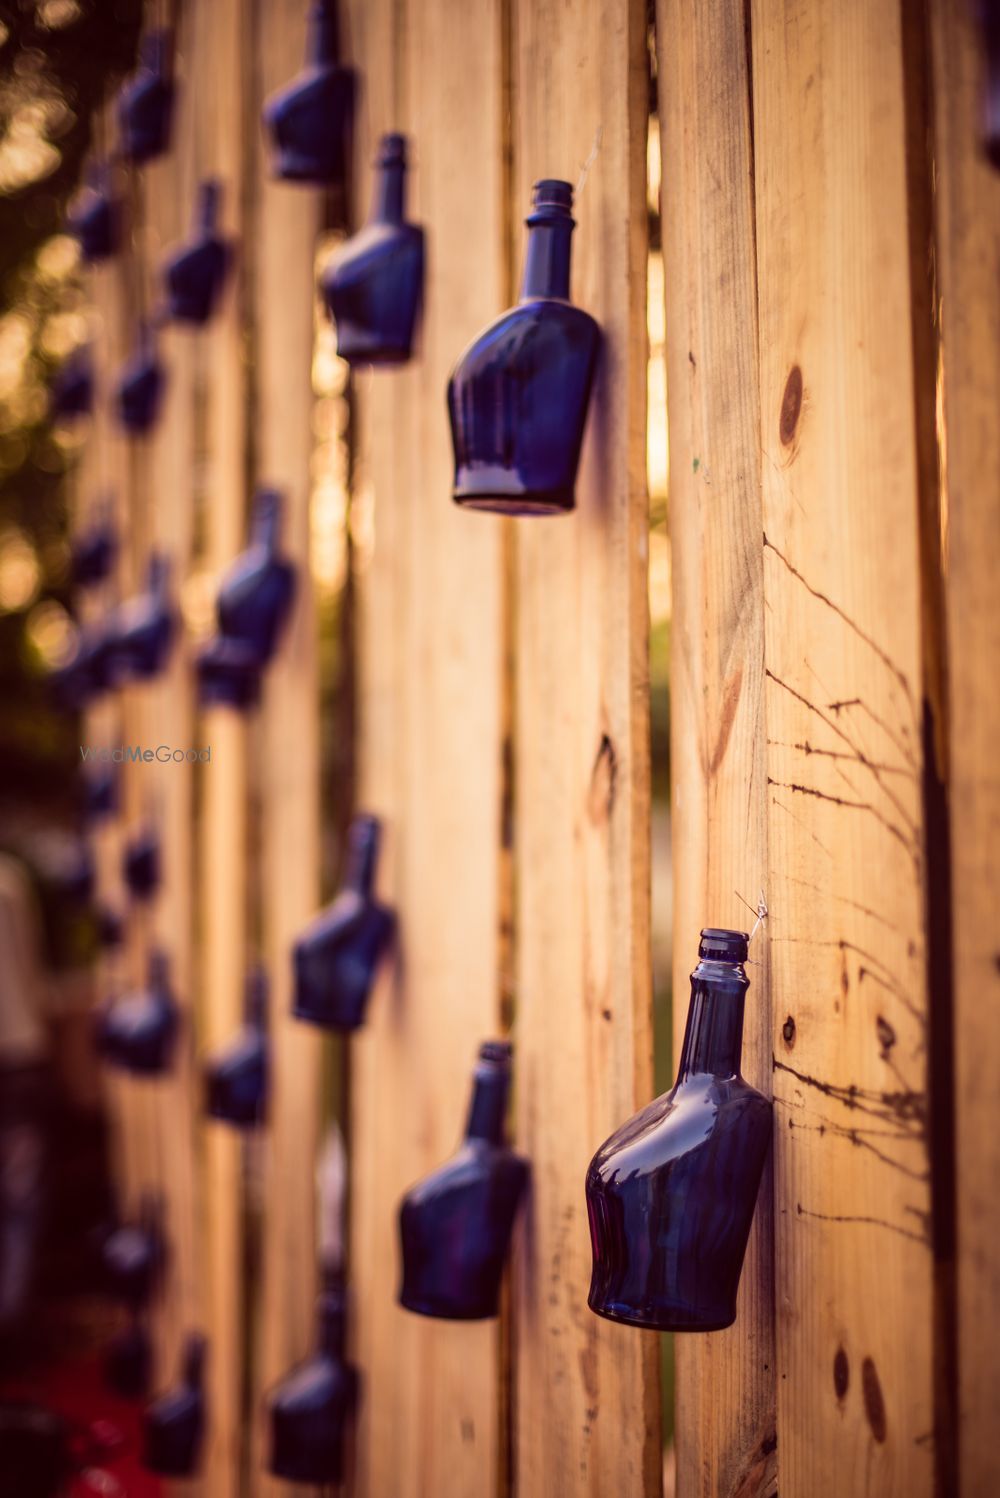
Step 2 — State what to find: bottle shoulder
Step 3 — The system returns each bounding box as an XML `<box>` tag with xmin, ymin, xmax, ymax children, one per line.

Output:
<box><xmin>589</xmin><ymin>1073</ymin><xmax>771</xmax><ymax>1191</ymax></box>
<box><xmin>403</xmin><ymin>1141</ymin><xmax>525</xmax><ymax>1211</ymax></box>
<box><xmin>272</xmin><ymin>1352</ymin><xmax>353</xmax><ymax>1411</ymax></box>
<box><xmin>298</xmin><ymin>889</ymin><xmax>388</xmax><ymax>949</ymax></box>
<box><xmin>266</xmin><ymin>63</ymin><xmax>354</xmax><ymax>124</ymax></box>
<box><xmin>326</xmin><ymin>221</ymin><xmax>423</xmax><ymax>283</ymax></box>
<box><xmin>451</xmin><ymin>298</ymin><xmax>599</xmax><ymax>382</ymax></box>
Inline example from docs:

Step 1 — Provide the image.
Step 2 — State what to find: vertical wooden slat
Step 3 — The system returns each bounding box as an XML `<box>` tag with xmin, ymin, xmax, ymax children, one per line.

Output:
<box><xmin>116</xmin><ymin>123</ymin><xmax>159</xmax><ymax>1223</ymax></box>
<box><xmin>192</xmin><ymin>0</ymin><xmax>250</xmax><ymax>1492</ymax></box>
<box><xmin>928</xmin><ymin>5</ymin><xmax>1000</xmax><ymax>1493</ymax></box>
<box><xmin>344</xmin><ymin>0</ymin><xmax>508</xmax><ymax>1493</ymax></box>
<box><xmin>87</xmin><ymin>100</ymin><xmax>133</xmax><ymax>1213</ymax></box>
<box><xmin>656</xmin><ymin>1</ymin><xmax>776</xmax><ymax>1492</ymax></box>
<box><xmin>143</xmin><ymin>4</ymin><xmax>201</xmax><ymax>1414</ymax></box>
<box><xmin>751</xmin><ymin>3</ymin><xmax>934</xmax><ymax>1493</ymax></box>
<box><xmin>511</xmin><ymin>2</ymin><xmax>658</xmax><ymax>1495</ymax></box>
<box><xmin>253</xmin><ymin>3</ymin><xmax>323</xmax><ymax>1490</ymax></box>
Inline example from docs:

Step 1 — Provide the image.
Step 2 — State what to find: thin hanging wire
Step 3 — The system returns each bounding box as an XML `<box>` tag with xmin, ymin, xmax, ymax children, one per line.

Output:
<box><xmin>576</xmin><ymin>124</ymin><xmax>603</xmax><ymax>198</ymax></box>
<box><xmin>734</xmin><ymin>888</ymin><xmax>768</xmax><ymax>964</ymax></box>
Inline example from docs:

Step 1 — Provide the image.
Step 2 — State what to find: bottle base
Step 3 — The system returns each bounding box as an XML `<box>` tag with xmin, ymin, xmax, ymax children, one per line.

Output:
<box><xmin>271</xmin><ymin>152</ymin><xmax>341</xmax><ymax>187</ymax></box>
<box><xmin>398</xmin><ymin>1290</ymin><xmax>497</xmax><ymax>1322</ymax></box>
<box><xmin>588</xmin><ymin>1295</ymin><xmax>736</xmax><ymax>1333</ymax></box>
<box><xmin>292</xmin><ymin>999</ymin><xmax>364</xmax><ymax>1033</ymax></box>
<box><xmin>339</xmin><ymin>342</ymin><xmax>413</xmax><ymax>368</ymax></box>
<box><xmin>453</xmin><ymin>489</ymin><xmax>574</xmax><ymax>517</ymax></box>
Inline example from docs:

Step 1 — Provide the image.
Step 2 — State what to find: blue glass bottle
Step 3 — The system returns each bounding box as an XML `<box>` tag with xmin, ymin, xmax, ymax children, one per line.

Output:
<box><xmin>101</xmin><ymin>1196</ymin><xmax>165</xmax><ymax>1310</ymax></box>
<box><xmin>122</xmin><ymin>825</ymin><xmax>161</xmax><ymax>901</ymax></box>
<box><xmin>163</xmin><ymin>180</ymin><xmax>232</xmax><ymax>326</ymax></box>
<box><xmin>108</xmin><ymin>553</ymin><xmax>174</xmax><ymax>684</ymax></box>
<box><xmin>56</xmin><ymin>838</ymin><xmax>95</xmax><ymax>906</ymax></box>
<box><xmin>71</xmin><ymin>511</ymin><xmax>117</xmax><ymax>589</ymax></box>
<box><xmin>262</xmin><ymin>0</ymin><xmax>356</xmax><ymax>187</ymax></box>
<box><xmin>398</xmin><ymin>1041</ymin><xmax>528</xmax><ymax>1320</ymax></box>
<box><xmin>586</xmin><ymin>928</ymin><xmax>772</xmax><ymax>1332</ymax></box>
<box><xmin>67</xmin><ymin>161</ymin><xmax>120</xmax><ymax>263</ymax></box>
<box><xmin>448</xmin><ymin>179</ymin><xmax>600</xmax><ymax>515</ymax></box>
<box><xmin>292</xmin><ymin>814</ymin><xmax>394</xmax><ymax>1030</ymax></box>
<box><xmin>49</xmin><ymin>346</ymin><xmax>94</xmax><ymax>422</ymax></box>
<box><xmin>49</xmin><ymin>617</ymin><xmax>115</xmax><ymax>711</ymax></box>
<box><xmin>115</xmin><ymin>324</ymin><xmax>166</xmax><ymax>436</ymax></box>
<box><xmin>105</xmin><ymin>1318</ymin><xmax>153</xmax><ymax>1399</ymax></box>
<box><xmin>95</xmin><ymin>903</ymin><xmax>124</xmax><ymax>950</ymax></box>
<box><xmin>143</xmin><ymin>1333</ymin><xmax>207</xmax><ymax>1477</ymax></box>
<box><xmin>204</xmin><ymin>968</ymin><xmax>269</xmax><ymax>1127</ymax></box>
<box><xmin>96</xmin><ymin>949</ymin><xmax>178</xmax><ymax>1076</ymax></box>
<box><xmin>196</xmin><ymin>489</ymin><xmax>295</xmax><ymax>709</ymax></box>
<box><xmin>320</xmin><ymin>133</ymin><xmax>424</xmax><ymax>365</ymax></box>
<box><xmin>118</xmin><ymin>30</ymin><xmax>174</xmax><ymax>165</ymax></box>
<box><xmin>267</xmin><ymin>1276</ymin><xmax>358</xmax><ymax>1485</ymax></box>
<box><xmin>83</xmin><ymin>764</ymin><xmax>118</xmax><ymax>822</ymax></box>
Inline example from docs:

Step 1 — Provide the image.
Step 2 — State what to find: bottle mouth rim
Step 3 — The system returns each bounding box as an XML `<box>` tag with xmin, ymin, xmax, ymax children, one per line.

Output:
<box><xmin>698</xmin><ymin>927</ymin><xmax>749</xmax><ymax>960</ymax></box>
<box><xmin>478</xmin><ymin>1038</ymin><xmax>512</xmax><ymax>1066</ymax></box>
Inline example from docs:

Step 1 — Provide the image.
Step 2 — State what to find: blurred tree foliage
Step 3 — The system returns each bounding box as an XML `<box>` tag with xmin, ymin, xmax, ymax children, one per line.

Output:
<box><xmin>0</xmin><ymin>2</ymin><xmax>140</xmax><ymax>965</ymax></box>
<box><xmin>0</xmin><ymin>0</ymin><xmax>140</xmax><ymax>818</ymax></box>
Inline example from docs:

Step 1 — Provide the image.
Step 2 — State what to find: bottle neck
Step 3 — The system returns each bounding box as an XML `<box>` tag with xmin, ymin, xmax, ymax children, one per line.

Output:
<box><xmin>371</xmin><ymin>160</ymin><xmax>404</xmax><ymax>225</ymax></box>
<box><xmin>316</xmin><ymin>1290</ymin><xmax>346</xmax><ymax>1359</ymax></box>
<box><xmin>182</xmin><ymin>1335</ymin><xmax>206</xmax><ymax>1389</ymax></box>
<box><xmin>465</xmin><ymin>1065</ymin><xmax>509</xmax><ymax>1144</ymax></box>
<box><xmin>140</xmin><ymin>30</ymin><xmax>168</xmax><ymax>78</ymax></box>
<box><xmin>196</xmin><ymin>180</ymin><xmax>220</xmax><ymax>235</ymax></box>
<box><xmin>306</xmin><ymin>1</ymin><xmax>339</xmax><ymax>66</ymax></box>
<box><xmin>147</xmin><ymin>553</ymin><xmax>169</xmax><ymax>594</ymax></box>
<box><xmin>520</xmin><ymin>217</ymin><xmax>573</xmax><ymax>301</ymax></box>
<box><xmin>250</xmin><ymin>492</ymin><xmax>281</xmax><ymax>552</ymax></box>
<box><xmin>677</xmin><ymin>962</ymin><xmax>748</xmax><ymax>1080</ymax></box>
<box><xmin>343</xmin><ymin>817</ymin><xmax>380</xmax><ymax>897</ymax></box>
<box><xmin>148</xmin><ymin>948</ymin><xmax>169</xmax><ymax>990</ymax></box>
<box><xmin>245</xmin><ymin>969</ymin><xmax>268</xmax><ymax>1029</ymax></box>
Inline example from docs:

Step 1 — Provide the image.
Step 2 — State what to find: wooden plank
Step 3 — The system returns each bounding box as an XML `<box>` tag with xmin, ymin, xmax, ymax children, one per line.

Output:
<box><xmin>750</xmin><ymin>3</ymin><xmax>934</xmax><ymax>1493</ymax></box>
<box><xmin>343</xmin><ymin>0</ymin><xmax>508</xmax><ymax>1494</ymax></box>
<box><xmin>84</xmin><ymin>102</ymin><xmax>133</xmax><ymax>1214</ymax></box>
<box><xmin>510</xmin><ymin>2</ymin><xmax>659</xmax><ymax>1495</ymax></box>
<box><xmin>190</xmin><ymin>0</ymin><xmax>252</xmax><ymax>1491</ymax></box>
<box><xmin>656</xmin><ymin>1</ymin><xmax>775</xmax><ymax>1492</ymax></box>
<box><xmin>141</xmin><ymin>1</ymin><xmax>201</xmax><ymax>1410</ymax></box>
<box><xmin>927</xmin><ymin>5</ymin><xmax>1000</xmax><ymax>1492</ymax></box>
<box><xmin>252</xmin><ymin>2</ymin><xmax>323</xmax><ymax>1490</ymax></box>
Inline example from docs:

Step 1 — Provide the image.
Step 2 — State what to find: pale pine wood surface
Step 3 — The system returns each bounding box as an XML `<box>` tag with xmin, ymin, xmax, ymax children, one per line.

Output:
<box><xmin>252</xmin><ymin>3</ymin><xmax>324</xmax><ymax>1494</ymax></box>
<box><xmin>143</xmin><ymin>5</ymin><xmax>201</xmax><ymax>1418</ymax></box>
<box><xmin>752</xmin><ymin>3</ymin><xmax>934</xmax><ymax>1493</ymax></box>
<box><xmin>511</xmin><ymin>2</ymin><xmax>660</xmax><ymax>1495</ymax></box>
<box><xmin>656</xmin><ymin>2</ymin><xmax>776</xmax><ymax>1493</ymax></box>
<box><xmin>344</xmin><ymin>1</ymin><xmax>508</xmax><ymax>1493</ymax></box>
<box><xmin>191</xmin><ymin>0</ymin><xmax>251</xmax><ymax>1493</ymax></box>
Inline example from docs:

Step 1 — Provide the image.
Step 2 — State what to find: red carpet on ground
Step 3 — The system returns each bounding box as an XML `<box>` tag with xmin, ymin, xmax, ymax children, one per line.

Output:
<box><xmin>1</xmin><ymin>1355</ymin><xmax>161</xmax><ymax>1497</ymax></box>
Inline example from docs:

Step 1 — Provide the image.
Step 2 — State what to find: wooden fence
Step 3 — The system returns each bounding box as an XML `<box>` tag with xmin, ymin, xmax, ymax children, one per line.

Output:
<box><xmin>72</xmin><ymin>0</ymin><xmax>999</xmax><ymax>1495</ymax></box>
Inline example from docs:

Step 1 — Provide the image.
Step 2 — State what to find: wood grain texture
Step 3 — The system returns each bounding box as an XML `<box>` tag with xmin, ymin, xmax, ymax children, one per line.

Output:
<box><xmin>142</xmin><ymin>3</ymin><xmax>201</xmax><ymax>1413</ymax></box>
<box><xmin>928</xmin><ymin>4</ymin><xmax>1000</xmax><ymax>1491</ymax></box>
<box><xmin>751</xmin><ymin>3</ymin><xmax>934</xmax><ymax>1493</ymax></box>
<box><xmin>191</xmin><ymin>0</ymin><xmax>251</xmax><ymax>1492</ymax></box>
<box><xmin>656</xmin><ymin>2</ymin><xmax>775</xmax><ymax>1493</ymax></box>
<box><xmin>252</xmin><ymin>2</ymin><xmax>323</xmax><ymax>1491</ymax></box>
<box><xmin>511</xmin><ymin>2</ymin><xmax>659</xmax><ymax>1494</ymax></box>
<box><xmin>85</xmin><ymin>101</ymin><xmax>133</xmax><ymax>1215</ymax></box>
<box><xmin>343</xmin><ymin>1</ymin><xmax>508</xmax><ymax>1494</ymax></box>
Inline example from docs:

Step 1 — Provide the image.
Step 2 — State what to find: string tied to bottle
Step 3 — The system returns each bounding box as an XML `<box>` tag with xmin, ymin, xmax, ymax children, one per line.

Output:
<box><xmin>575</xmin><ymin>124</ymin><xmax>603</xmax><ymax>198</ymax></box>
<box><xmin>734</xmin><ymin>888</ymin><xmax>768</xmax><ymax>964</ymax></box>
